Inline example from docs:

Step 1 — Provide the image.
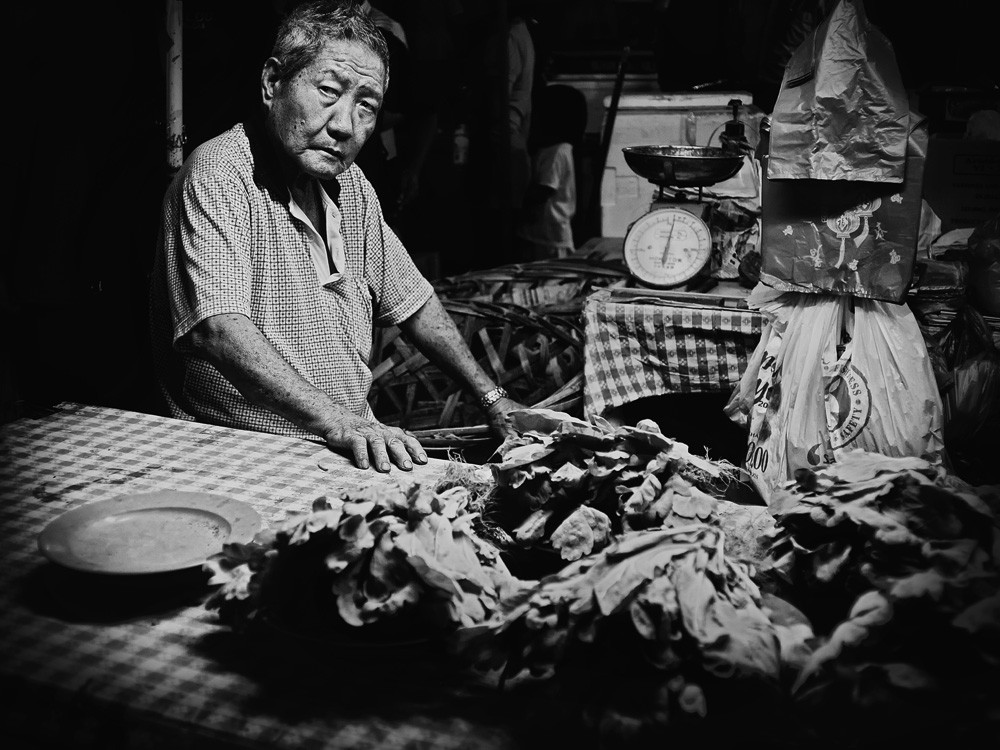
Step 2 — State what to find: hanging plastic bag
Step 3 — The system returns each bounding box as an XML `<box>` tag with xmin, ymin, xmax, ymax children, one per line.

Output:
<box><xmin>832</xmin><ymin>299</ymin><xmax>947</xmax><ymax>461</ymax></box>
<box><xmin>727</xmin><ymin>285</ymin><xmax>948</xmax><ymax>503</ymax></box>
<box><xmin>760</xmin><ymin>0</ymin><xmax>927</xmax><ymax>303</ymax></box>
<box><xmin>726</xmin><ymin>287</ymin><xmax>841</xmax><ymax>502</ymax></box>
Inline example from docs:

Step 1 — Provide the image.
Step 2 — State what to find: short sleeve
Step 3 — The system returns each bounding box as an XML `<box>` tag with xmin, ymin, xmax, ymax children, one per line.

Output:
<box><xmin>364</xmin><ymin>195</ymin><xmax>433</xmax><ymax>327</ymax></box>
<box><xmin>534</xmin><ymin>144</ymin><xmax>571</xmax><ymax>192</ymax></box>
<box><xmin>167</xmin><ymin>150</ymin><xmax>254</xmax><ymax>344</ymax></box>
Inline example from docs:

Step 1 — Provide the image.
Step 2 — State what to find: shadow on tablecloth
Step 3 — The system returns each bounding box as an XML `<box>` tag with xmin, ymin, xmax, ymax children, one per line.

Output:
<box><xmin>15</xmin><ymin>562</ymin><xmax>213</xmax><ymax>624</ymax></box>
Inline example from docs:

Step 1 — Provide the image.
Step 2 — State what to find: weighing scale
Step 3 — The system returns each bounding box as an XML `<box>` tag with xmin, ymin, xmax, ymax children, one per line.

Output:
<box><xmin>620</xmin><ymin>100</ymin><xmax>751</xmax><ymax>291</ymax></box>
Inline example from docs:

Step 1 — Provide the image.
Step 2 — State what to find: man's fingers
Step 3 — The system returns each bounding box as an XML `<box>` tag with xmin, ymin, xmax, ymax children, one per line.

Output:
<box><xmin>349</xmin><ymin>436</ymin><xmax>370</xmax><ymax>470</ymax></box>
<box><xmin>401</xmin><ymin>432</ymin><xmax>427</xmax><ymax>464</ymax></box>
<box><xmin>327</xmin><ymin>421</ymin><xmax>425</xmax><ymax>472</ymax></box>
<box><xmin>386</xmin><ymin>438</ymin><xmax>413</xmax><ymax>471</ymax></box>
<box><xmin>366</xmin><ymin>436</ymin><xmax>392</xmax><ymax>473</ymax></box>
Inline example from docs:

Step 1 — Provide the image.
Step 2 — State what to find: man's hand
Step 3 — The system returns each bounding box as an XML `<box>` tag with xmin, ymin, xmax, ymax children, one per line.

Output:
<box><xmin>322</xmin><ymin>414</ymin><xmax>428</xmax><ymax>472</ymax></box>
<box><xmin>483</xmin><ymin>396</ymin><xmax>526</xmax><ymax>441</ymax></box>
<box><xmin>188</xmin><ymin>313</ymin><xmax>427</xmax><ymax>473</ymax></box>
<box><xmin>398</xmin><ymin>295</ymin><xmax>530</xmax><ymax>445</ymax></box>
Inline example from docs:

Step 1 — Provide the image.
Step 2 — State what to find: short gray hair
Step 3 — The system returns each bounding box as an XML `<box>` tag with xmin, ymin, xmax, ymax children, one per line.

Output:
<box><xmin>270</xmin><ymin>1</ymin><xmax>390</xmax><ymax>89</ymax></box>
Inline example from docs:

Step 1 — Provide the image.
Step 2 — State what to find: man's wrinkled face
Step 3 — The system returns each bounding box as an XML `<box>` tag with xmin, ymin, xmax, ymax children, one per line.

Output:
<box><xmin>262</xmin><ymin>39</ymin><xmax>385</xmax><ymax>181</ymax></box>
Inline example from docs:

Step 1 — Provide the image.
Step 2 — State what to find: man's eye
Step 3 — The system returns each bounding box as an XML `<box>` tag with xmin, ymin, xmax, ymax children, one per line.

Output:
<box><xmin>319</xmin><ymin>86</ymin><xmax>340</xmax><ymax>100</ymax></box>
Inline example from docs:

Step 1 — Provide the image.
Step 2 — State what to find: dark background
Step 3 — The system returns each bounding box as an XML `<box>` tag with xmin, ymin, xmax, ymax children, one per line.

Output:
<box><xmin>2</xmin><ymin>0</ymin><xmax>995</xmax><ymax>422</ymax></box>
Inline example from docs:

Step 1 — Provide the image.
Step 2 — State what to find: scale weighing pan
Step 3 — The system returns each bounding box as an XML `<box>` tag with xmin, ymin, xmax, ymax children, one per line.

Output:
<box><xmin>622</xmin><ymin>145</ymin><xmax>744</xmax><ymax>188</ymax></box>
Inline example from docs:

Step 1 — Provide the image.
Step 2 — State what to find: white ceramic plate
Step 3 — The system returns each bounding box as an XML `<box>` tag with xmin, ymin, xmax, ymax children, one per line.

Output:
<box><xmin>37</xmin><ymin>490</ymin><xmax>262</xmax><ymax>575</ymax></box>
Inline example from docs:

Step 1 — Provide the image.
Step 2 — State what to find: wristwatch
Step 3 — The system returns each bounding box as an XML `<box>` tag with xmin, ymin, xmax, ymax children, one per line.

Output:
<box><xmin>479</xmin><ymin>386</ymin><xmax>508</xmax><ymax>410</ymax></box>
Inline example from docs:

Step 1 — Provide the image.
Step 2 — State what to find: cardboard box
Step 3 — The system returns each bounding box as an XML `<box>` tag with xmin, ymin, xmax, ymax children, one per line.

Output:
<box><xmin>759</xmin><ymin>118</ymin><xmax>928</xmax><ymax>303</ymax></box>
<box><xmin>922</xmin><ymin>135</ymin><xmax>1000</xmax><ymax>234</ymax></box>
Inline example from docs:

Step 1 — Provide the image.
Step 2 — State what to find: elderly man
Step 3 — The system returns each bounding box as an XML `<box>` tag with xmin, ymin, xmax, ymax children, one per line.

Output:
<box><xmin>150</xmin><ymin>0</ymin><xmax>518</xmax><ymax>472</ymax></box>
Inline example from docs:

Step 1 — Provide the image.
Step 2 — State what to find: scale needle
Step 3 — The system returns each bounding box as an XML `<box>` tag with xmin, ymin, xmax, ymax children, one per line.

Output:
<box><xmin>661</xmin><ymin>216</ymin><xmax>677</xmax><ymax>265</ymax></box>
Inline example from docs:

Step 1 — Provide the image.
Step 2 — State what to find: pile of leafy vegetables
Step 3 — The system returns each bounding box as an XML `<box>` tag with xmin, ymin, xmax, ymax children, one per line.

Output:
<box><xmin>204</xmin><ymin>475</ymin><xmax>526</xmax><ymax>639</ymax></box>
<box><xmin>454</xmin><ymin>523</ymin><xmax>816</xmax><ymax>747</ymax></box>
<box><xmin>762</xmin><ymin>451</ymin><xmax>1000</xmax><ymax>744</ymax></box>
<box><xmin>484</xmin><ymin>409</ymin><xmax>737</xmax><ymax>564</ymax></box>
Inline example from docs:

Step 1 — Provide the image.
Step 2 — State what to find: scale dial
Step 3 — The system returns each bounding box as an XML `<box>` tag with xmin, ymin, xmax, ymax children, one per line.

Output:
<box><xmin>623</xmin><ymin>207</ymin><xmax>713</xmax><ymax>288</ymax></box>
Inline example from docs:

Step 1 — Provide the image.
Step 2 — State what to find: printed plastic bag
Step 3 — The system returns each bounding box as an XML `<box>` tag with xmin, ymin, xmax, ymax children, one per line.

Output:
<box><xmin>838</xmin><ymin>300</ymin><xmax>947</xmax><ymax>460</ymax></box>
<box><xmin>727</xmin><ymin>285</ymin><xmax>947</xmax><ymax>503</ymax></box>
<box><xmin>725</xmin><ymin>287</ymin><xmax>841</xmax><ymax>501</ymax></box>
<box><xmin>760</xmin><ymin>0</ymin><xmax>926</xmax><ymax>303</ymax></box>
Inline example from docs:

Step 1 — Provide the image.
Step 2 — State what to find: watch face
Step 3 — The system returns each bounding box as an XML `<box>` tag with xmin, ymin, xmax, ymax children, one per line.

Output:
<box><xmin>624</xmin><ymin>208</ymin><xmax>712</xmax><ymax>288</ymax></box>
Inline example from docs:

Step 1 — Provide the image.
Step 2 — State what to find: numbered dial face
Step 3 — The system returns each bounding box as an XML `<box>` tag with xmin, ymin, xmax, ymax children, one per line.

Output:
<box><xmin>623</xmin><ymin>208</ymin><xmax>713</xmax><ymax>288</ymax></box>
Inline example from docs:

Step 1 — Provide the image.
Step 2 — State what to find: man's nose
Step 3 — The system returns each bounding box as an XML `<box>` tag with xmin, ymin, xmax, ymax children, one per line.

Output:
<box><xmin>325</xmin><ymin>100</ymin><xmax>354</xmax><ymax>138</ymax></box>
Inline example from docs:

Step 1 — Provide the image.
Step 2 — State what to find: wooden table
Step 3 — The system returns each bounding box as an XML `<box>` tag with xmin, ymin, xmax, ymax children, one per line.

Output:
<box><xmin>0</xmin><ymin>403</ymin><xmax>537</xmax><ymax>750</ymax></box>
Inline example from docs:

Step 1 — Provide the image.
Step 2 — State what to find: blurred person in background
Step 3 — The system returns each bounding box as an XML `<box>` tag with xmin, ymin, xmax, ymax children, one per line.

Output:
<box><xmin>507</xmin><ymin>1</ymin><xmax>537</xmax><ymax>218</ymax></box>
<box><xmin>515</xmin><ymin>84</ymin><xmax>589</xmax><ymax>260</ymax></box>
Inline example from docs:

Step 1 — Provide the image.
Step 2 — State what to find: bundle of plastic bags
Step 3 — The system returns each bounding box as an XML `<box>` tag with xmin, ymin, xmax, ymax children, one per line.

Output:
<box><xmin>725</xmin><ymin>286</ymin><xmax>948</xmax><ymax>503</ymax></box>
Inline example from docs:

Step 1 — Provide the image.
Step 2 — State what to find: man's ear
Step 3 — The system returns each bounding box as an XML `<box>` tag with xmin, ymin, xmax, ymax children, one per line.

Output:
<box><xmin>261</xmin><ymin>58</ymin><xmax>282</xmax><ymax>107</ymax></box>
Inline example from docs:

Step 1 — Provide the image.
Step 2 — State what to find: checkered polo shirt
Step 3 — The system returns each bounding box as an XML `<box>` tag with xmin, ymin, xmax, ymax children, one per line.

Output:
<box><xmin>150</xmin><ymin>121</ymin><xmax>433</xmax><ymax>440</ymax></box>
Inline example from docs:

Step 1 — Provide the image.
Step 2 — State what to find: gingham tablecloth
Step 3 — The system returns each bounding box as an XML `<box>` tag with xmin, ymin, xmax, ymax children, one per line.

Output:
<box><xmin>0</xmin><ymin>403</ymin><xmax>517</xmax><ymax>750</ymax></box>
<box><xmin>583</xmin><ymin>289</ymin><xmax>766</xmax><ymax>417</ymax></box>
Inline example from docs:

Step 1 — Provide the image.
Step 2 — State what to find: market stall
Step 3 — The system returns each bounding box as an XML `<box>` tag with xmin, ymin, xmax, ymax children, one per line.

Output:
<box><xmin>3</xmin><ymin>403</ymin><xmax>997</xmax><ymax>750</ymax></box>
<box><xmin>3</xmin><ymin>2</ymin><xmax>998</xmax><ymax>748</ymax></box>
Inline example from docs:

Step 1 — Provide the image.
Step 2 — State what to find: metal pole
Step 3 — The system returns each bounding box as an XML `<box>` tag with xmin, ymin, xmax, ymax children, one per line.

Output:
<box><xmin>590</xmin><ymin>45</ymin><xmax>630</xmax><ymax>239</ymax></box>
<box><xmin>166</xmin><ymin>0</ymin><xmax>184</xmax><ymax>180</ymax></box>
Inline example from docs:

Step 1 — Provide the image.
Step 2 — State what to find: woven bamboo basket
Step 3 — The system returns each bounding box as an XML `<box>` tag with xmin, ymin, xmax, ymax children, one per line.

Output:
<box><xmin>368</xmin><ymin>297</ymin><xmax>584</xmax><ymax>455</ymax></box>
<box><xmin>368</xmin><ymin>258</ymin><xmax>630</xmax><ymax>457</ymax></box>
<box><xmin>432</xmin><ymin>257</ymin><xmax>631</xmax><ymax>314</ymax></box>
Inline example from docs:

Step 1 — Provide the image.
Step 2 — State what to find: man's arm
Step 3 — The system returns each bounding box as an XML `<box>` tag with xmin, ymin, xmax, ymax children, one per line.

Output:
<box><xmin>186</xmin><ymin>312</ymin><xmax>426</xmax><ymax>472</ymax></box>
<box><xmin>397</xmin><ymin>293</ymin><xmax>523</xmax><ymax>438</ymax></box>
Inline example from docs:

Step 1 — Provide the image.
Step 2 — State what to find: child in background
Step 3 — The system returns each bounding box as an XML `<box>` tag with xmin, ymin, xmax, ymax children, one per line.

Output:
<box><xmin>515</xmin><ymin>84</ymin><xmax>588</xmax><ymax>261</ymax></box>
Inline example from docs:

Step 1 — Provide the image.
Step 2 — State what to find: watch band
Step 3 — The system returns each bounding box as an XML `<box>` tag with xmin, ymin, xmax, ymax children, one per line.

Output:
<box><xmin>479</xmin><ymin>386</ymin><xmax>508</xmax><ymax>410</ymax></box>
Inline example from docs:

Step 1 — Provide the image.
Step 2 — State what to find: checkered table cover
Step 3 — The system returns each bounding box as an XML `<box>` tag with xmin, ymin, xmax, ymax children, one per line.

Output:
<box><xmin>582</xmin><ymin>289</ymin><xmax>766</xmax><ymax>417</ymax></box>
<box><xmin>0</xmin><ymin>403</ymin><xmax>516</xmax><ymax>750</ymax></box>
